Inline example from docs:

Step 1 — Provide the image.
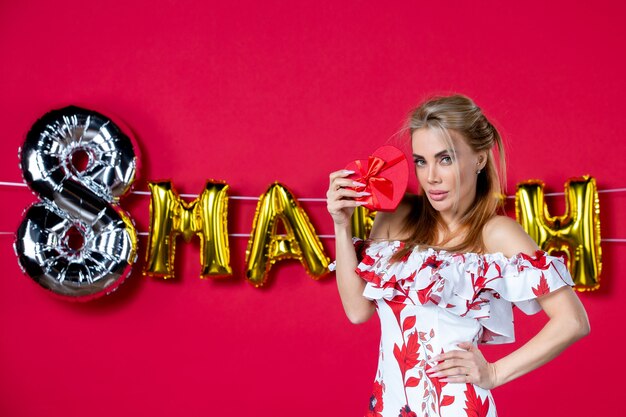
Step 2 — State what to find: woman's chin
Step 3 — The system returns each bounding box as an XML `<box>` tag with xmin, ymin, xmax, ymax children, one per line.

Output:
<box><xmin>427</xmin><ymin>197</ymin><xmax>451</xmax><ymax>212</ymax></box>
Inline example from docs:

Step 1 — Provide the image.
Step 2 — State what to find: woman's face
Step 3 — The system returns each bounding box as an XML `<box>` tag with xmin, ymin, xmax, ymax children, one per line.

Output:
<box><xmin>411</xmin><ymin>128</ymin><xmax>486</xmax><ymax>226</ymax></box>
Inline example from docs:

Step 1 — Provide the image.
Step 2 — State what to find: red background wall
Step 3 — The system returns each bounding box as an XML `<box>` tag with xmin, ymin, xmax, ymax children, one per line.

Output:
<box><xmin>0</xmin><ymin>1</ymin><xmax>623</xmax><ymax>416</ymax></box>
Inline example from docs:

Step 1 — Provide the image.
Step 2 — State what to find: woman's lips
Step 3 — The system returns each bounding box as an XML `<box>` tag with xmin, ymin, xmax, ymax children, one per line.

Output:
<box><xmin>428</xmin><ymin>190</ymin><xmax>448</xmax><ymax>201</ymax></box>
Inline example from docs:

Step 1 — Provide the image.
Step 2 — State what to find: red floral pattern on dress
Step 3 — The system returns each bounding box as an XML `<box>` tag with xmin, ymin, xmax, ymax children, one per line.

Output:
<box><xmin>354</xmin><ymin>239</ymin><xmax>371</xmax><ymax>262</ymax></box>
<box><xmin>416</xmin><ymin>280</ymin><xmax>438</xmax><ymax>305</ymax></box>
<box><xmin>331</xmin><ymin>238</ymin><xmax>575</xmax><ymax>416</ymax></box>
<box><xmin>420</xmin><ymin>254</ymin><xmax>444</xmax><ymax>272</ymax></box>
<box><xmin>385</xmin><ymin>299</ymin><xmax>407</xmax><ymax>329</ymax></box>
<box><xmin>463</xmin><ymin>384</ymin><xmax>491</xmax><ymax>417</ymax></box>
<box><xmin>519</xmin><ymin>250</ymin><xmax>550</xmax><ymax>270</ymax></box>
<box><xmin>388</xmin><ymin>306</ymin><xmax>457</xmax><ymax>416</ymax></box>
<box><xmin>366</xmin><ymin>381</ymin><xmax>384</xmax><ymax>417</ymax></box>
<box><xmin>532</xmin><ymin>273</ymin><xmax>551</xmax><ymax>296</ymax></box>
<box><xmin>362</xmin><ymin>253</ymin><xmax>378</xmax><ymax>266</ymax></box>
<box><xmin>359</xmin><ymin>269</ymin><xmax>384</xmax><ymax>287</ymax></box>
<box><xmin>398</xmin><ymin>405</ymin><xmax>417</xmax><ymax>417</ymax></box>
<box><xmin>352</xmin><ymin>239</ymin><xmax>574</xmax><ymax>345</ymax></box>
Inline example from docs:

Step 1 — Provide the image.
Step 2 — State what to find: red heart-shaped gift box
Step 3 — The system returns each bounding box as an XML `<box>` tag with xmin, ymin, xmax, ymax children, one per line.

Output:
<box><xmin>344</xmin><ymin>145</ymin><xmax>409</xmax><ymax>212</ymax></box>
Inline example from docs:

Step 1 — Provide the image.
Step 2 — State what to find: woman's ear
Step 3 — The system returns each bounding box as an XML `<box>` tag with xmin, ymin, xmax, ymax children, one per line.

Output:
<box><xmin>477</xmin><ymin>150</ymin><xmax>488</xmax><ymax>171</ymax></box>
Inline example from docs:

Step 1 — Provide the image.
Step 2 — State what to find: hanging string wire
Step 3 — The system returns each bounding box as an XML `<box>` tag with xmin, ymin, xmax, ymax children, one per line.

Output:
<box><xmin>3</xmin><ymin>180</ymin><xmax>626</xmax><ymax>200</ymax></box>
<box><xmin>0</xmin><ymin>181</ymin><xmax>328</xmax><ymax>201</ymax></box>
<box><xmin>1</xmin><ymin>180</ymin><xmax>625</xmax><ymax>241</ymax></box>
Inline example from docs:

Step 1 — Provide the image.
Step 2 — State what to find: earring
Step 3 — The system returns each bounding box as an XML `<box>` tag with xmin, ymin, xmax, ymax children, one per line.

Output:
<box><xmin>476</xmin><ymin>169</ymin><xmax>481</xmax><ymax>174</ymax></box>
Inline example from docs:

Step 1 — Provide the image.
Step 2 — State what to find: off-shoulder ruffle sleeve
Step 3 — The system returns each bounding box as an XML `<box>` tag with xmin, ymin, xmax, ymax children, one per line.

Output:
<box><xmin>354</xmin><ymin>240</ymin><xmax>575</xmax><ymax>345</ymax></box>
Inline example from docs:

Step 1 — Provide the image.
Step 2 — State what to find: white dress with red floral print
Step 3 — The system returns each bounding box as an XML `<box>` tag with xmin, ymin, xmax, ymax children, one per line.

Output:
<box><xmin>331</xmin><ymin>238</ymin><xmax>574</xmax><ymax>417</ymax></box>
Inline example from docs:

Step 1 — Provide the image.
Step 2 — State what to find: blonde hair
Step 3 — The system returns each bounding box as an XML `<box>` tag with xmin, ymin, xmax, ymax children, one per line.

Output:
<box><xmin>393</xmin><ymin>94</ymin><xmax>506</xmax><ymax>257</ymax></box>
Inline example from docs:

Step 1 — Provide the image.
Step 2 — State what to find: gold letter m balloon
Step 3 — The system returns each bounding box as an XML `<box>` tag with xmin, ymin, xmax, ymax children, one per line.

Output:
<box><xmin>143</xmin><ymin>181</ymin><xmax>232</xmax><ymax>279</ymax></box>
<box><xmin>515</xmin><ymin>176</ymin><xmax>601</xmax><ymax>291</ymax></box>
<box><xmin>246</xmin><ymin>183</ymin><xmax>330</xmax><ymax>287</ymax></box>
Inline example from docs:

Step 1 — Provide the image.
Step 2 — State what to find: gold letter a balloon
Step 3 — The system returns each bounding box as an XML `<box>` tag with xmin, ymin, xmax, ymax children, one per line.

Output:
<box><xmin>515</xmin><ymin>175</ymin><xmax>601</xmax><ymax>291</ymax></box>
<box><xmin>245</xmin><ymin>183</ymin><xmax>330</xmax><ymax>287</ymax></box>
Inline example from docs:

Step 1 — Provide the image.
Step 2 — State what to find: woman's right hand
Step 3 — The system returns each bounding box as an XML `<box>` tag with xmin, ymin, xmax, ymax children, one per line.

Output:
<box><xmin>326</xmin><ymin>169</ymin><xmax>370</xmax><ymax>226</ymax></box>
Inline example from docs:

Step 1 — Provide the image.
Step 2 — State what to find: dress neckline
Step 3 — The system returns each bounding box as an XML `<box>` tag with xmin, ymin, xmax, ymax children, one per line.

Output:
<box><xmin>360</xmin><ymin>238</ymin><xmax>548</xmax><ymax>261</ymax></box>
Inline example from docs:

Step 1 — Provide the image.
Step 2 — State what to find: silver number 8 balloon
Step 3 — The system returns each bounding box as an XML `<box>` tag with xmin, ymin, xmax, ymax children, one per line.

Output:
<box><xmin>14</xmin><ymin>106</ymin><xmax>138</xmax><ymax>301</ymax></box>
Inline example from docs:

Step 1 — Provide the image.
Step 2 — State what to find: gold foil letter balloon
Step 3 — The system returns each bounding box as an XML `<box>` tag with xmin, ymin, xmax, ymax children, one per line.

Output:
<box><xmin>351</xmin><ymin>206</ymin><xmax>377</xmax><ymax>240</ymax></box>
<box><xmin>515</xmin><ymin>176</ymin><xmax>601</xmax><ymax>291</ymax></box>
<box><xmin>143</xmin><ymin>181</ymin><xmax>232</xmax><ymax>279</ymax></box>
<box><xmin>245</xmin><ymin>183</ymin><xmax>330</xmax><ymax>287</ymax></box>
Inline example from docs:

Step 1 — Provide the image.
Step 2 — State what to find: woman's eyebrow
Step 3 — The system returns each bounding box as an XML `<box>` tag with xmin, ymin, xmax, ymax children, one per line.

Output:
<box><xmin>412</xmin><ymin>150</ymin><xmax>455</xmax><ymax>159</ymax></box>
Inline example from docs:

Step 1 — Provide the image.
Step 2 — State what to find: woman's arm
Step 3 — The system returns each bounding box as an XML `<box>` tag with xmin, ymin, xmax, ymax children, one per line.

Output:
<box><xmin>489</xmin><ymin>284</ymin><xmax>589</xmax><ymax>387</ymax></box>
<box><xmin>333</xmin><ymin>222</ymin><xmax>375</xmax><ymax>324</ymax></box>
<box><xmin>425</xmin><ymin>215</ymin><xmax>590</xmax><ymax>388</ymax></box>
<box><xmin>327</xmin><ymin>170</ymin><xmax>411</xmax><ymax>324</ymax></box>
<box><xmin>327</xmin><ymin>169</ymin><xmax>376</xmax><ymax>324</ymax></box>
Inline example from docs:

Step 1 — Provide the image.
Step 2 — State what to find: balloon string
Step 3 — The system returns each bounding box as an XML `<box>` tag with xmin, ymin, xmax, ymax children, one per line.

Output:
<box><xmin>2</xmin><ymin>180</ymin><xmax>626</xmax><ymax>200</ymax></box>
<box><xmin>0</xmin><ymin>230</ymin><xmax>624</xmax><ymax>241</ymax></box>
<box><xmin>0</xmin><ymin>181</ymin><xmax>328</xmax><ymax>201</ymax></box>
<box><xmin>2</xmin><ymin>179</ymin><xmax>626</xmax><ymax>240</ymax></box>
<box><xmin>0</xmin><ymin>231</ymin><xmax>337</xmax><ymax>238</ymax></box>
<box><xmin>506</xmin><ymin>187</ymin><xmax>626</xmax><ymax>197</ymax></box>
<box><xmin>0</xmin><ymin>181</ymin><xmax>27</xmax><ymax>188</ymax></box>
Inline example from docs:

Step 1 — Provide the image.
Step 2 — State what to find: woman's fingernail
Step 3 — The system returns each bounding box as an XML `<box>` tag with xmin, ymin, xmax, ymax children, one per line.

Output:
<box><xmin>352</xmin><ymin>181</ymin><xmax>366</xmax><ymax>187</ymax></box>
<box><xmin>355</xmin><ymin>201</ymin><xmax>367</xmax><ymax>206</ymax></box>
<box><xmin>357</xmin><ymin>191</ymin><xmax>371</xmax><ymax>196</ymax></box>
<box><xmin>426</xmin><ymin>367</ymin><xmax>437</xmax><ymax>373</ymax></box>
<box><xmin>343</xmin><ymin>170</ymin><xmax>355</xmax><ymax>175</ymax></box>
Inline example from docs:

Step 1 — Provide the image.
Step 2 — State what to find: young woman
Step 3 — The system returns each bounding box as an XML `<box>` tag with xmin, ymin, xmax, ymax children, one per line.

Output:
<box><xmin>327</xmin><ymin>95</ymin><xmax>589</xmax><ymax>417</ymax></box>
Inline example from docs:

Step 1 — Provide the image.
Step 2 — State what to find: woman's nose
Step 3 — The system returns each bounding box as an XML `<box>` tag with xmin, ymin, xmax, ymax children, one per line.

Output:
<box><xmin>427</xmin><ymin>164</ymin><xmax>441</xmax><ymax>183</ymax></box>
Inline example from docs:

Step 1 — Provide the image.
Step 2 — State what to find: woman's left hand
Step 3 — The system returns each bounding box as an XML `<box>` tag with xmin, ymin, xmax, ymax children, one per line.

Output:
<box><xmin>426</xmin><ymin>342</ymin><xmax>499</xmax><ymax>389</ymax></box>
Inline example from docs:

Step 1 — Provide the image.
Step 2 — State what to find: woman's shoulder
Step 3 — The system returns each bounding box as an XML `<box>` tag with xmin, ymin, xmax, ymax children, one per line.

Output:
<box><xmin>482</xmin><ymin>215</ymin><xmax>539</xmax><ymax>257</ymax></box>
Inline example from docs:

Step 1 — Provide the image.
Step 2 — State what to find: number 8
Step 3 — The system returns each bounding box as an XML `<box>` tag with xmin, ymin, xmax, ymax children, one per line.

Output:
<box><xmin>14</xmin><ymin>106</ymin><xmax>138</xmax><ymax>301</ymax></box>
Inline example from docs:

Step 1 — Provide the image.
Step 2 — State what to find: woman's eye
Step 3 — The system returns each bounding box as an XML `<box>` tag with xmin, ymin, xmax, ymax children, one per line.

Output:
<box><xmin>414</xmin><ymin>159</ymin><xmax>426</xmax><ymax>167</ymax></box>
<box><xmin>440</xmin><ymin>156</ymin><xmax>453</xmax><ymax>165</ymax></box>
